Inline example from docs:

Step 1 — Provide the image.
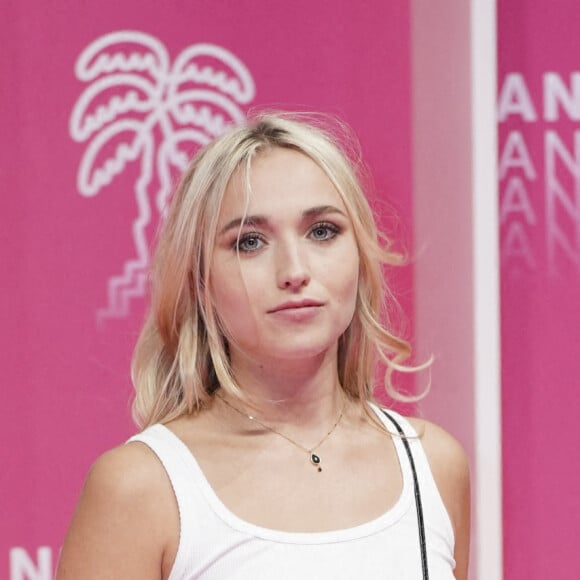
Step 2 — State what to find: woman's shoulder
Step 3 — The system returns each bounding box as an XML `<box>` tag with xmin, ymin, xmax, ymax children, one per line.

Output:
<box><xmin>57</xmin><ymin>440</ymin><xmax>178</xmax><ymax>579</ymax></box>
<box><xmin>87</xmin><ymin>437</ymin><xmax>169</xmax><ymax>497</ymax></box>
<box><xmin>404</xmin><ymin>416</ymin><xmax>470</xmax><ymax>503</ymax></box>
<box><xmin>373</xmin><ymin>408</ymin><xmax>470</xmax><ymax>514</ymax></box>
<box><xmin>379</xmin><ymin>409</ymin><xmax>468</xmax><ymax>466</ymax></box>
<box><xmin>76</xmin><ymin>440</ymin><xmax>176</xmax><ymax>542</ymax></box>
<box><xmin>406</xmin><ymin>416</ymin><xmax>471</xmax><ymax>578</ymax></box>
<box><xmin>405</xmin><ymin>417</ymin><xmax>469</xmax><ymax>473</ymax></box>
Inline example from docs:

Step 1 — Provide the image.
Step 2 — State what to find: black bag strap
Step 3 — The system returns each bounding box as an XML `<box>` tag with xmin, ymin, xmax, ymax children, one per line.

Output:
<box><xmin>382</xmin><ymin>410</ymin><xmax>429</xmax><ymax>580</ymax></box>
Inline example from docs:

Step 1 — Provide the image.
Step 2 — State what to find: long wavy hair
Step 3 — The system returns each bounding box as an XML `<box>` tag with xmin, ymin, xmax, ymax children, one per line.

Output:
<box><xmin>131</xmin><ymin>112</ymin><xmax>425</xmax><ymax>428</ymax></box>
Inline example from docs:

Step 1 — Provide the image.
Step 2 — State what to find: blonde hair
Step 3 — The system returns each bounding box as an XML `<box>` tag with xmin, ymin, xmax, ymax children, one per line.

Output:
<box><xmin>131</xmin><ymin>112</ymin><xmax>424</xmax><ymax>428</ymax></box>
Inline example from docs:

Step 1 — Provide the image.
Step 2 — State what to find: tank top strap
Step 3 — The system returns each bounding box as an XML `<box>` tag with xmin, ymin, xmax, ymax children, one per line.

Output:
<box><xmin>127</xmin><ymin>424</ymin><xmax>204</xmax><ymax>580</ymax></box>
<box><xmin>372</xmin><ymin>406</ymin><xmax>455</xmax><ymax>558</ymax></box>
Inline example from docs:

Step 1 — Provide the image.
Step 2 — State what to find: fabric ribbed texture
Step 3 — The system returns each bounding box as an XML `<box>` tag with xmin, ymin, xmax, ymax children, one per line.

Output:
<box><xmin>128</xmin><ymin>405</ymin><xmax>456</xmax><ymax>579</ymax></box>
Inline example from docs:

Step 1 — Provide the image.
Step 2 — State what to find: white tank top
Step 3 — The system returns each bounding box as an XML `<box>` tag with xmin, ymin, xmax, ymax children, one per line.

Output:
<box><xmin>129</xmin><ymin>405</ymin><xmax>456</xmax><ymax>579</ymax></box>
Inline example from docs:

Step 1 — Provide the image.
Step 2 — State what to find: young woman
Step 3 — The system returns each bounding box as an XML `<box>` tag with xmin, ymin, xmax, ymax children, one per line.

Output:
<box><xmin>57</xmin><ymin>114</ymin><xmax>470</xmax><ymax>579</ymax></box>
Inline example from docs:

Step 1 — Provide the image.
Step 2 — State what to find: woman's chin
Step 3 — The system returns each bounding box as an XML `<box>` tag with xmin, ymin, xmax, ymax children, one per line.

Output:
<box><xmin>249</xmin><ymin>342</ymin><xmax>338</xmax><ymax>366</ymax></box>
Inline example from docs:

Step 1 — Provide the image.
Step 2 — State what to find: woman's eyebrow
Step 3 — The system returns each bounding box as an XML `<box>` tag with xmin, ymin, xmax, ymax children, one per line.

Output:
<box><xmin>219</xmin><ymin>215</ymin><xmax>267</xmax><ymax>235</ymax></box>
<box><xmin>219</xmin><ymin>205</ymin><xmax>347</xmax><ymax>235</ymax></box>
<box><xmin>302</xmin><ymin>205</ymin><xmax>347</xmax><ymax>219</ymax></box>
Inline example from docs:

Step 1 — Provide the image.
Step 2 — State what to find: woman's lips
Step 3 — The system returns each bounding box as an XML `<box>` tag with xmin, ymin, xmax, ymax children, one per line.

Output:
<box><xmin>268</xmin><ymin>299</ymin><xmax>324</xmax><ymax>313</ymax></box>
<box><xmin>268</xmin><ymin>300</ymin><xmax>324</xmax><ymax>321</ymax></box>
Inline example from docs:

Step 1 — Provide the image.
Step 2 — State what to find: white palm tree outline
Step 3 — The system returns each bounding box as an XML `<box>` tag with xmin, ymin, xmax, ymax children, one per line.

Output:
<box><xmin>69</xmin><ymin>30</ymin><xmax>256</xmax><ymax>322</ymax></box>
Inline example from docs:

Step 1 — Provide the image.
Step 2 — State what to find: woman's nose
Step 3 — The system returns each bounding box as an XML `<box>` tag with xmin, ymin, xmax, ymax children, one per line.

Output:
<box><xmin>276</xmin><ymin>242</ymin><xmax>311</xmax><ymax>290</ymax></box>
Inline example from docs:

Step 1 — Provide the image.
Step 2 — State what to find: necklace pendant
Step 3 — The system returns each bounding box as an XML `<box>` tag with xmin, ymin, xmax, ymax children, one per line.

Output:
<box><xmin>310</xmin><ymin>453</ymin><xmax>322</xmax><ymax>472</ymax></box>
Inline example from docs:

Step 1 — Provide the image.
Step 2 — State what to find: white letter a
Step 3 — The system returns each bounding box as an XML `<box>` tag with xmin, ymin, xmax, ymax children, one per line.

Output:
<box><xmin>498</xmin><ymin>73</ymin><xmax>537</xmax><ymax>122</ymax></box>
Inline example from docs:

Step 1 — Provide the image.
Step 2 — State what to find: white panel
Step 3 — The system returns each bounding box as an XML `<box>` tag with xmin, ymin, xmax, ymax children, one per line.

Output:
<box><xmin>471</xmin><ymin>1</ymin><xmax>503</xmax><ymax>579</ymax></box>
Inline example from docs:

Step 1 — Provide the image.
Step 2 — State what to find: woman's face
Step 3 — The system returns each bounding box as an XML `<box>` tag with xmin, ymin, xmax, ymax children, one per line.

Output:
<box><xmin>210</xmin><ymin>147</ymin><xmax>360</xmax><ymax>366</ymax></box>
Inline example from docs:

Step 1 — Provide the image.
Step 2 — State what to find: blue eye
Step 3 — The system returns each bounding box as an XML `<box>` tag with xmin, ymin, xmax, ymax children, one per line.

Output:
<box><xmin>310</xmin><ymin>222</ymin><xmax>340</xmax><ymax>241</ymax></box>
<box><xmin>235</xmin><ymin>234</ymin><xmax>264</xmax><ymax>252</ymax></box>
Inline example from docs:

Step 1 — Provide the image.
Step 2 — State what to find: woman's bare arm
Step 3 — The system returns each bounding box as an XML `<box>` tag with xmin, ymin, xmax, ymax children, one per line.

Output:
<box><xmin>409</xmin><ymin>418</ymin><xmax>471</xmax><ymax>580</ymax></box>
<box><xmin>56</xmin><ymin>442</ymin><xmax>178</xmax><ymax>580</ymax></box>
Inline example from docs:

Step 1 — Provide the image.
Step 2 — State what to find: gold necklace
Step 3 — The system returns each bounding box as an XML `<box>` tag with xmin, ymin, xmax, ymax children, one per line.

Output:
<box><xmin>217</xmin><ymin>394</ymin><xmax>345</xmax><ymax>473</ymax></box>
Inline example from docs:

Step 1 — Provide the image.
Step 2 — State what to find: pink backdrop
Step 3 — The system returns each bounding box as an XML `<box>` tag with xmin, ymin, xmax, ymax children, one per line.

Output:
<box><xmin>1</xmin><ymin>1</ymin><xmax>416</xmax><ymax>576</ymax></box>
<box><xmin>498</xmin><ymin>1</ymin><xmax>580</xmax><ymax>578</ymax></box>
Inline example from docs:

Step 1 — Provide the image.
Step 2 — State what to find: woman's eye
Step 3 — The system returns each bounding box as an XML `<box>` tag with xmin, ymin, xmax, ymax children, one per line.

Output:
<box><xmin>235</xmin><ymin>234</ymin><xmax>264</xmax><ymax>253</ymax></box>
<box><xmin>310</xmin><ymin>223</ymin><xmax>340</xmax><ymax>241</ymax></box>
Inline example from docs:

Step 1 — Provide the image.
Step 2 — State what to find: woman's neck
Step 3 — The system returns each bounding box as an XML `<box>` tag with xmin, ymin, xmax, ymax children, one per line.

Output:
<box><xmin>224</xmin><ymin>348</ymin><xmax>344</xmax><ymax>427</ymax></box>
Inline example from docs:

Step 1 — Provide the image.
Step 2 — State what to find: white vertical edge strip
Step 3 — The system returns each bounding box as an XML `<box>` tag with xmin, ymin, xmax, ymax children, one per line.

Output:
<box><xmin>471</xmin><ymin>1</ymin><xmax>503</xmax><ymax>579</ymax></box>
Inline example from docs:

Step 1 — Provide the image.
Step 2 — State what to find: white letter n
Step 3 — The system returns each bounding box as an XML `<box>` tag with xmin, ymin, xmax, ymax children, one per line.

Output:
<box><xmin>9</xmin><ymin>547</ymin><xmax>52</xmax><ymax>580</ymax></box>
<box><xmin>544</xmin><ymin>72</ymin><xmax>580</xmax><ymax>121</ymax></box>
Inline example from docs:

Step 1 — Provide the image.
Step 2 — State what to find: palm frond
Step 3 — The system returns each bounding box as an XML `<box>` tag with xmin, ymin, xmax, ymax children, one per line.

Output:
<box><xmin>70</xmin><ymin>74</ymin><xmax>158</xmax><ymax>141</ymax></box>
<box><xmin>75</xmin><ymin>30</ymin><xmax>169</xmax><ymax>82</ymax></box>
<box><xmin>167</xmin><ymin>89</ymin><xmax>247</xmax><ymax>137</ymax></box>
<box><xmin>77</xmin><ymin>120</ymin><xmax>152</xmax><ymax>196</ymax></box>
<box><xmin>168</xmin><ymin>43</ymin><xmax>255</xmax><ymax>105</ymax></box>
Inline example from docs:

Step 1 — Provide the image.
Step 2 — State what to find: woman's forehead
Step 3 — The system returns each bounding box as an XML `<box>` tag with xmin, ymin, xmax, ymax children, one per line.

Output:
<box><xmin>218</xmin><ymin>148</ymin><xmax>348</xmax><ymax>224</ymax></box>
